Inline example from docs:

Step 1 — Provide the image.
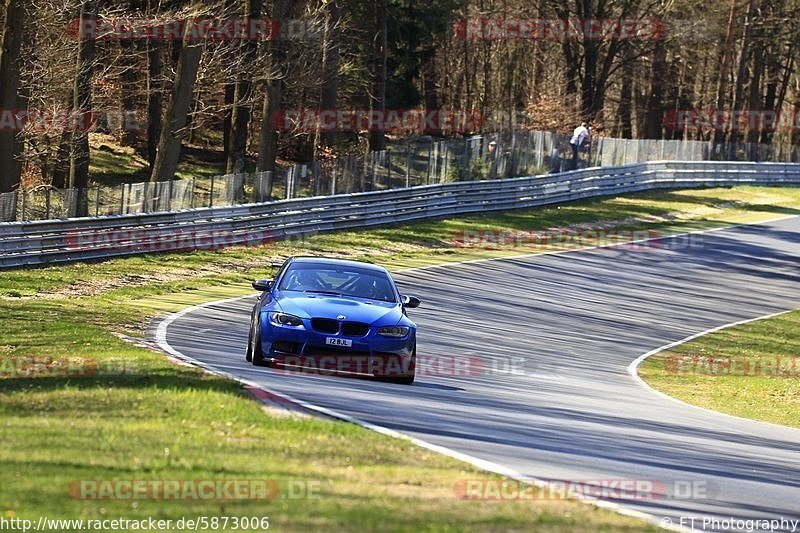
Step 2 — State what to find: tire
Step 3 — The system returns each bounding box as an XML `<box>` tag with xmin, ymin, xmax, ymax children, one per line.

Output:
<box><xmin>250</xmin><ymin>319</ymin><xmax>270</xmax><ymax>367</ymax></box>
<box><xmin>245</xmin><ymin>320</ymin><xmax>254</xmax><ymax>362</ymax></box>
<box><xmin>388</xmin><ymin>345</ymin><xmax>416</xmax><ymax>385</ymax></box>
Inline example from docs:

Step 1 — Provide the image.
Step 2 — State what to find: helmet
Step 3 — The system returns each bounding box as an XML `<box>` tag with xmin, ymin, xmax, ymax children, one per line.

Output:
<box><xmin>286</xmin><ymin>269</ymin><xmax>321</xmax><ymax>290</ymax></box>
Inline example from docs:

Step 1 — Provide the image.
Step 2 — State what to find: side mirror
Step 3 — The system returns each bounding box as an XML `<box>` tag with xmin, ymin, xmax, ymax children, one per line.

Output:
<box><xmin>252</xmin><ymin>279</ymin><xmax>273</xmax><ymax>292</ymax></box>
<box><xmin>401</xmin><ymin>294</ymin><xmax>421</xmax><ymax>308</ymax></box>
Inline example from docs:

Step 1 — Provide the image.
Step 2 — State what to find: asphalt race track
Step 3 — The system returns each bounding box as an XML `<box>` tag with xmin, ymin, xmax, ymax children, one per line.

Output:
<box><xmin>158</xmin><ymin>216</ymin><xmax>800</xmax><ymax>532</ymax></box>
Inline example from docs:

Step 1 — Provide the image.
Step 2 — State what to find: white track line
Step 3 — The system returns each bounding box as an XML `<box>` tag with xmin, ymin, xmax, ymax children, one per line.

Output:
<box><xmin>628</xmin><ymin>309</ymin><xmax>800</xmax><ymax>432</ymax></box>
<box><xmin>154</xmin><ymin>300</ymin><xmax>673</xmax><ymax>530</ymax></box>
<box><xmin>154</xmin><ymin>214</ymin><xmax>799</xmax><ymax>532</ymax></box>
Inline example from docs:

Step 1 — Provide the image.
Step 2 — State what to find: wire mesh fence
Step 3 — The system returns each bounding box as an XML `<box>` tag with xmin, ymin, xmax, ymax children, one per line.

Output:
<box><xmin>2</xmin><ymin>129</ymin><xmax>799</xmax><ymax>222</ymax></box>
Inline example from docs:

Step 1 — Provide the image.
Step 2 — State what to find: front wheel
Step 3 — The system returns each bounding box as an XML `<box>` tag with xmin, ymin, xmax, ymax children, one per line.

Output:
<box><xmin>250</xmin><ymin>319</ymin><xmax>270</xmax><ymax>367</ymax></box>
<box><xmin>387</xmin><ymin>345</ymin><xmax>415</xmax><ymax>385</ymax></box>
<box><xmin>245</xmin><ymin>321</ymin><xmax>254</xmax><ymax>362</ymax></box>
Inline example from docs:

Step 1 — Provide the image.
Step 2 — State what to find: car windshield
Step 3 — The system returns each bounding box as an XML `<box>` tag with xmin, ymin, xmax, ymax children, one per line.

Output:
<box><xmin>278</xmin><ymin>264</ymin><xmax>397</xmax><ymax>302</ymax></box>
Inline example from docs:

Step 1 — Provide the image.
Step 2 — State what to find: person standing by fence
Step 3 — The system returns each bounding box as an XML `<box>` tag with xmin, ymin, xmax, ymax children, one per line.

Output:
<box><xmin>570</xmin><ymin>122</ymin><xmax>589</xmax><ymax>169</ymax></box>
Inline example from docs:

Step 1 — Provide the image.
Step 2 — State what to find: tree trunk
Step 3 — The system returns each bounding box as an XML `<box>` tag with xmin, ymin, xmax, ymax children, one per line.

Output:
<box><xmin>0</xmin><ymin>0</ymin><xmax>26</xmax><ymax>200</ymax></box>
<box><xmin>529</xmin><ymin>0</ymin><xmax>546</xmax><ymax>96</ymax></box>
<box><xmin>792</xmin><ymin>74</ymin><xmax>800</xmax><ymax>148</ymax></box>
<box><xmin>643</xmin><ymin>37</ymin><xmax>667</xmax><ymax>139</ymax></box>
<box><xmin>732</xmin><ymin>0</ymin><xmax>757</xmax><ymax>111</ymax></box>
<box><xmin>581</xmin><ymin>38</ymin><xmax>598</xmax><ymax>120</ymax></box>
<box><xmin>119</xmin><ymin>38</ymin><xmax>139</xmax><ymax>148</ymax></box>
<box><xmin>256</xmin><ymin>0</ymin><xmax>291</xmax><ymax>179</ymax></box>
<box><xmin>149</xmin><ymin>30</ymin><xmax>204</xmax><ymax>182</ymax></box>
<box><xmin>317</xmin><ymin>0</ymin><xmax>341</xmax><ymax>150</ymax></box>
<box><xmin>52</xmin><ymin>91</ymin><xmax>75</xmax><ymax>189</ymax></box>
<box><xmin>713</xmin><ymin>0</ymin><xmax>739</xmax><ymax>146</ymax></box>
<box><xmin>69</xmin><ymin>0</ymin><xmax>97</xmax><ymax>217</ymax></box>
<box><xmin>368</xmin><ymin>0</ymin><xmax>388</xmax><ymax>151</ymax></box>
<box><xmin>746</xmin><ymin>36</ymin><xmax>764</xmax><ymax>158</ymax></box>
<box><xmin>617</xmin><ymin>46</ymin><xmax>633</xmax><ymax>138</ymax></box>
<box><xmin>727</xmin><ymin>0</ymin><xmax>757</xmax><ymax>158</ymax></box>
<box><xmin>422</xmin><ymin>53</ymin><xmax>440</xmax><ymax>115</ymax></box>
<box><xmin>674</xmin><ymin>56</ymin><xmax>696</xmax><ymax>140</ymax></box>
<box><xmin>227</xmin><ymin>0</ymin><xmax>264</xmax><ymax>174</ymax></box>
<box><xmin>223</xmin><ymin>83</ymin><xmax>235</xmax><ymax>163</ymax></box>
<box><xmin>147</xmin><ymin>40</ymin><xmax>163</xmax><ymax>167</ymax></box>
<box><xmin>562</xmin><ymin>40</ymin><xmax>579</xmax><ymax>105</ymax></box>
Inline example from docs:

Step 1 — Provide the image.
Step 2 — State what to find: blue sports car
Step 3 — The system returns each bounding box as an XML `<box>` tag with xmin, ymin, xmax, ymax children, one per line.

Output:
<box><xmin>246</xmin><ymin>257</ymin><xmax>421</xmax><ymax>384</ymax></box>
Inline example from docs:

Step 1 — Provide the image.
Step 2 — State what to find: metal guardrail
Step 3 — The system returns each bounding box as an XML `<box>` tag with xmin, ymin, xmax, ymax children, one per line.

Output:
<box><xmin>1</xmin><ymin>160</ymin><xmax>798</xmax><ymax>269</ymax></box>
<box><xmin>9</xmin><ymin>129</ymin><xmax>798</xmax><ymax>224</ymax></box>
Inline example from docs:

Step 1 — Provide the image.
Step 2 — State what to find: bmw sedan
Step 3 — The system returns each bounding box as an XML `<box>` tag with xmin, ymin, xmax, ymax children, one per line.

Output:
<box><xmin>245</xmin><ymin>257</ymin><xmax>421</xmax><ymax>384</ymax></box>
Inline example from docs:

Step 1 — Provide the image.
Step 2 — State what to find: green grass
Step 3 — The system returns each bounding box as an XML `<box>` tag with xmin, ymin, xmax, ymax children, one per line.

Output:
<box><xmin>89</xmin><ymin>144</ymin><xmax>150</xmax><ymax>185</ymax></box>
<box><xmin>638</xmin><ymin>310</ymin><xmax>800</xmax><ymax>428</ymax></box>
<box><xmin>88</xmin><ymin>136</ymin><xmax>226</xmax><ymax>186</ymax></box>
<box><xmin>2</xmin><ymin>185</ymin><xmax>800</xmax><ymax>531</ymax></box>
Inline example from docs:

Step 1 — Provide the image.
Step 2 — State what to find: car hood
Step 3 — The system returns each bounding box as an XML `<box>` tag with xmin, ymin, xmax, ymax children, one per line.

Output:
<box><xmin>275</xmin><ymin>292</ymin><xmax>403</xmax><ymax>325</ymax></box>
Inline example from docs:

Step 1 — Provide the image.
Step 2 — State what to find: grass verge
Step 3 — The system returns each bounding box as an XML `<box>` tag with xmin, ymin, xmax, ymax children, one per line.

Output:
<box><xmin>2</xmin><ymin>185</ymin><xmax>800</xmax><ymax>531</ymax></box>
<box><xmin>638</xmin><ymin>310</ymin><xmax>800</xmax><ymax>428</ymax></box>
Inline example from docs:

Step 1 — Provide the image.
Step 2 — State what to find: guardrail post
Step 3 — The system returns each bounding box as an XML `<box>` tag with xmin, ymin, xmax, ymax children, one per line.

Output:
<box><xmin>441</xmin><ymin>144</ymin><xmax>449</xmax><ymax>183</ymax></box>
<box><xmin>426</xmin><ymin>142</ymin><xmax>432</xmax><ymax>184</ymax></box>
<box><xmin>168</xmin><ymin>179</ymin><xmax>174</xmax><ymax>210</ymax></box>
<box><xmin>45</xmin><ymin>189</ymin><xmax>51</xmax><ymax>219</ymax></box>
<box><xmin>95</xmin><ymin>186</ymin><xmax>101</xmax><ymax>216</ymax></box>
<box><xmin>386</xmin><ymin>151</ymin><xmax>391</xmax><ymax>188</ymax></box>
<box><xmin>461</xmin><ymin>140</ymin><xmax>469</xmax><ymax>181</ymax></box>
<box><xmin>142</xmin><ymin>181</ymin><xmax>149</xmax><ymax>213</ymax></box>
<box><xmin>405</xmin><ymin>148</ymin><xmax>411</xmax><ymax>187</ymax></box>
<box><xmin>286</xmin><ymin>166</ymin><xmax>294</xmax><ymax>199</ymax></box>
<box><xmin>371</xmin><ymin>153</ymin><xmax>378</xmax><ymax>190</ymax></box>
<box><xmin>208</xmin><ymin>175</ymin><xmax>215</xmax><ymax>208</ymax></box>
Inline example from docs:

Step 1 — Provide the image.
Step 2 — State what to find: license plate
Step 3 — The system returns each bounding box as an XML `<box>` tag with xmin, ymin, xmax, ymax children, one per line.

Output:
<box><xmin>326</xmin><ymin>337</ymin><xmax>352</xmax><ymax>347</ymax></box>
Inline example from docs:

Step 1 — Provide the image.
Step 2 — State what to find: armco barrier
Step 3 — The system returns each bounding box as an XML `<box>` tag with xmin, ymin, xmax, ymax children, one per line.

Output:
<box><xmin>0</xmin><ymin>161</ymin><xmax>798</xmax><ymax>269</ymax></box>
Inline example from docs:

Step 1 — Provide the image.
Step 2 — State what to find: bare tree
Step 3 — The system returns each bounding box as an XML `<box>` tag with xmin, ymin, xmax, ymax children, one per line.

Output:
<box><xmin>0</xmin><ymin>0</ymin><xmax>27</xmax><ymax>198</ymax></box>
<box><xmin>69</xmin><ymin>0</ymin><xmax>98</xmax><ymax>217</ymax></box>
<box><xmin>368</xmin><ymin>0</ymin><xmax>387</xmax><ymax>152</ymax></box>
<box><xmin>257</xmin><ymin>0</ymin><xmax>291</xmax><ymax>180</ymax></box>
<box><xmin>227</xmin><ymin>0</ymin><xmax>264</xmax><ymax>173</ymax></box>
<box><xmin>147</xmin><ymin>39</ymin><xmax>165</xmax><ymax>167</ymax></box>
<box><xmin>150</xmin><ymin>21</ymin><xmax>205</xmax><ymax>182</ymax></box>
<box><xmin>315</xmin><ymin>0</ymin><xmax>341</xmax><ymax>151</ymax></box>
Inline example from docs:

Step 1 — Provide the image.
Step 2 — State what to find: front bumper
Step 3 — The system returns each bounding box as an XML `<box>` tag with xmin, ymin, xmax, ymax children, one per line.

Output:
<box><xmin>260</xmin><ymin>318</ymin><xmax>415</xmax><ymax>377</ymax></box>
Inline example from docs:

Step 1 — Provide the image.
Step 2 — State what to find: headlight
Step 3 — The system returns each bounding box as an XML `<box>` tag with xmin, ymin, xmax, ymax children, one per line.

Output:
<box><xmin>269</xmin><ymin>312</ymin><xmax>304</xmax><ymax>328</ymax></box>
<box><xmin>377</xmin><ymin>326</ymin><xmax>410</xmax><ymax>338</ymax></box>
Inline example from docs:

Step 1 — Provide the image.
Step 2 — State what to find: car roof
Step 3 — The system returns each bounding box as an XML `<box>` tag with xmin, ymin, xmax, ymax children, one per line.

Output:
<box><xmin>287</xmin><ymin>256</ymin><xmax>389</xmax><ymax>273</ymax></box>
